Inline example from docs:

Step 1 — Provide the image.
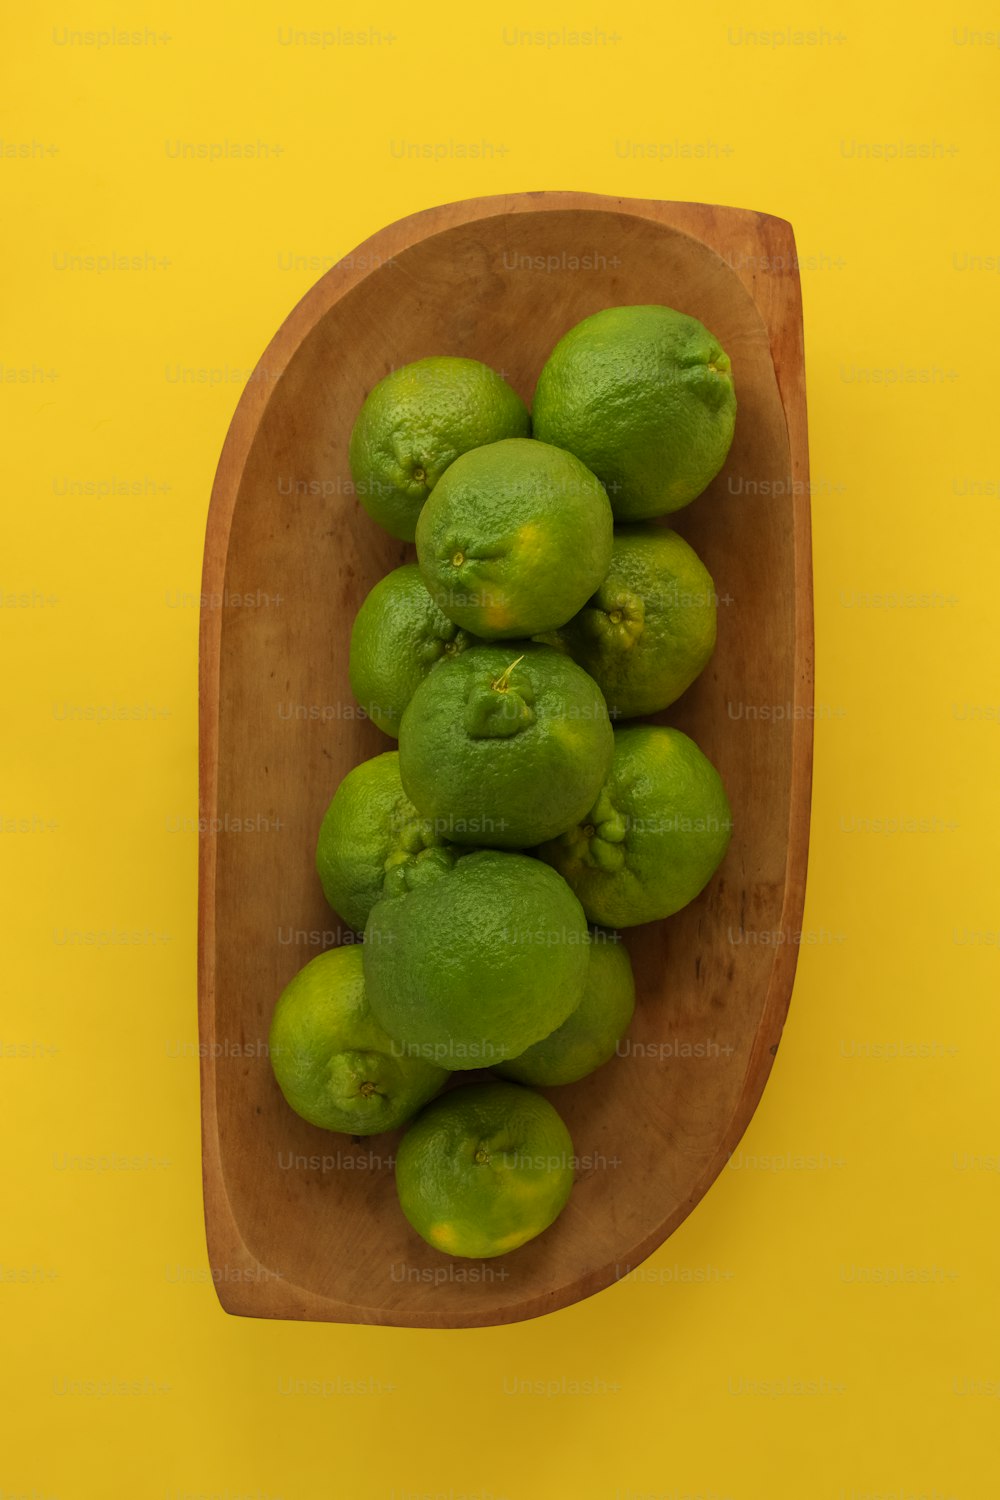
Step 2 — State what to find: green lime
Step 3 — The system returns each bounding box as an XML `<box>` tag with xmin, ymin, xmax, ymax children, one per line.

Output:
<box><xmin>363</xmin><ymin>848</ymin><xmax>590</xmax><ymax>1069</ymax></box>
<box><xmin>349</xmin><ymin>356</ymin><xmax>530</xmax><ymax>541</ymax></box>
<box><xmin>315</xmin><ymin>751</ymin><xmax>455</xmax><ymax>932</ymax></box>
<box><xmin>268</xmin><ymin>945</ymin><xmax>447</xmax><ymax>1135</ymax></box>
<box><xmin>349</xmin><ymin>563</ymin><xmax>480</xmax><ymax>738</ymax></box>
<box><xmin>532</xmin><ymin>305</ymin><xmax>736</xmax><ymax>520</ymax></box>
<box><xmin>550</xmin><ymin>526</ymin><xmax>717</xmax><ymax>718</ymax></box>
<box><xmin>394</xmin><ymin>1080</ymin><xmax>575</xmax><ymax>1258</ymax></box>
<box><xmin>536</xmin><ymin>725</ymin><xmax>732</xmax><ymax>927</ymax></box>
<box><xmin>415</xmin><ymin>437</ymin><xmax>613</xmax><ymax>638</ymax></box>
<box><xmin>397</xmin><ymin>641</ymin><xmax>613</xmax><ymax>848</ymax></box>
<box><xmin>494</xmin><ymin>929</ymin><xmax>635</xmax><ymax>1086</ymax></box>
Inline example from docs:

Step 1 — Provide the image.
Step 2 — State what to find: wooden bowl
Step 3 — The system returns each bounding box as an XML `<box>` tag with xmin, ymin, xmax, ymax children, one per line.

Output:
<box><xmin>198</xmin><ymin>191</ymin><xmax>812</xmax><ymax>1327</ymax></box>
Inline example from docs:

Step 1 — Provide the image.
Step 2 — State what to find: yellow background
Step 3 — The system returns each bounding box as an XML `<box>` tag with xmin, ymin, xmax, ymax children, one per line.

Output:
<box><xmin>3</xmin><ymin>3</ymin><xmax>998</xmax><ymax>1497</ymax></box>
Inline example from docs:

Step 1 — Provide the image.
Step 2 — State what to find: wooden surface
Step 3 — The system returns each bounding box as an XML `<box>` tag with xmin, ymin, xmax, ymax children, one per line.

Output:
<box><xmin>198</xmin><ymin>191</ymin><xmax>813</xmax><ymax>1328</ymax></box>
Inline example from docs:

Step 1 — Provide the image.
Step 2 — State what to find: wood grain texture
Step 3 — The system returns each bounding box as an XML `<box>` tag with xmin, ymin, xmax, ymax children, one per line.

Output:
<box><xmin>198</xmin><ymin>191</ymin><xmax>813</xmax><ymax>1327</ymax></box>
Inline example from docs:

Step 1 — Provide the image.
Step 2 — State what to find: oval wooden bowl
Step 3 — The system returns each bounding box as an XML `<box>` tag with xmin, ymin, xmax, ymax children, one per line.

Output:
<box><xmin>198</xmin><ymin>191</ymin><xmax>812</xmax><ymax>1327</ymax></box>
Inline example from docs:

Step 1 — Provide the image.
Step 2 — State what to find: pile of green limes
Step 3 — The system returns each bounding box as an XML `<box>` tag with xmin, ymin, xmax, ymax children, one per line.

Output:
<box><xmin>269</xmin><ymin>305</ymin><xmax>737</xmax><ymax>1260</ymax></box>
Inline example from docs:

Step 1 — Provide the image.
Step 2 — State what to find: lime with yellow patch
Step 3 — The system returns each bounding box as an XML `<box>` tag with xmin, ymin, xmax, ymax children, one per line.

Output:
<box><xmin>315</xmin><ymin>751</ymin><xmax>457</xmax><ymax>932</ymax></box>
<box><xmin>495</xmin><ymin>929</ymin><xmax>636</xmax><ymax>1086</ymax></box>
<box><xmin>349</xmin><ymin>356</ymin><xmax>530</xmax><ymax>541</ymax></box>
<box><xmin>394</xmin><ymin>1080</ymin><xmax>576</xmax><ymax>1258</ymax></box>
<box><xmin>349</xmin><ymin>563</ymin><xmax>480</xmax><ymax>737</ymax></box>
<box><xmin>415</xmin><ymin>437</ymin><xmax>613</xmax><ymax>639</ymax></box>
<box><xmin>397</xmin><ymin>641</ymin><xmax>613</xmax><ymax>848</ymax></box>
<box><xmin>551</xmin><ymin>525</ymin><xmax>717</xmax><ymax>718</ymax></box>
<box><xmin>363</xmin><ymin>848</ymin><xmax>590</xmax><ymax>1070</ymax></box>
<box><xmin>268</xmin><ymin>945</ymin><xmax>448</xmax><ymax>1135</ymax></box>
<box><xmin>536</xmin><ymin>725</ymin><xmax>733</xmax><ymax>927</ymax></box>
<box><xmin>532</xmin><ymin>304</ymin><xmax>736</xmax><ymax>520</ymax></box>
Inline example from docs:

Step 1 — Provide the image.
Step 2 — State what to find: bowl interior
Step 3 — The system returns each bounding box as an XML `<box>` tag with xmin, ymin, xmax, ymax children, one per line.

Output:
<box><xmin>208</xmin><ymin>205</ymin><xmax>796</xmax><ymax>1324</ymax></box>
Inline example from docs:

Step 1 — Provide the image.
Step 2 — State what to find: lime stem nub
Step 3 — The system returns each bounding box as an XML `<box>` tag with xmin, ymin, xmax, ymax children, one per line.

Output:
<box><xmin>491</xmin><ymin>655</ymin><xmax>525</xmax><ymax>693</ymax></box>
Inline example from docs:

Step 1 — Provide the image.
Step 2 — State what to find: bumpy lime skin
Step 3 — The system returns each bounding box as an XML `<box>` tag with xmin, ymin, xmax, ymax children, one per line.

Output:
<box><xmin>268</xmin><ymin>945</ymin><xmax>448</xmax><ymax>1135</ymax></box>
<box><xmin>397</xmin><ymin>641</ymin><xmax>614</xmax><ymax>849</ymax></box>
<box><xmin>349</xmin><ymin>356</ymin><xmax>530</xmax><ymax>541</ymax></box>
<box><xmin>532</xmin><ymin>305</ymin><xmax>737</xmax><ymax>520</ymax></box>
<box><xmin>315</xmin><ymin>751</ymin><xmax>455</xmax><ymax>932</ymax></box>
<box><xmin>494</xmin><ymin>929</ymin><xmax>636</xmax><ymax>1086</ymax></box>
<box><xmin>415</xmin><ymin>437</ymin><xmax>614</xmax><ymax>639</ymax></box>
<box><xmin>363</xmin><ymin>848</ymin><xmax>591</xmax><ymax>1069</ymax></box>
<box><xmin>349</xmin><ymin>563</ymin><xmax>480</xmax><ymax>738</ymax></box>
<box><xmin>535</xmin><ymin>725</ymin><xmax>733</xmax><ymax>927</ymax></box>
<box><xmin>552</xmin><ymin>525</ymin><xmax>718</xmax><ymax>719</ymax></box>
<box><xmin>394</xmin><ymin>1080</ymin><xmax>576</xmax><ymax>1258</ymax></box>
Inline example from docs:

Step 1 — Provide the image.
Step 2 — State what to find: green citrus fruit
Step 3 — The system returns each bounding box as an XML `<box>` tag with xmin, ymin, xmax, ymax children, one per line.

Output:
<box><xmin>348</xmin><ymin>356</ymin><xmax>530</xmax><ymax>541</ymax></box>
<box><xmin>415</xmin><ymin>437</ymin><xmax>613</xmax><ymax>638</ymax></box>
<box><xmin>536</xmin><ymin>725</ymin><xmax>732</xmax><ymax>927</ymax></box>
<box><xmin>316</xmin><ymin>751</ymin><xmax>456</xmax><ymax>932</ymax></box>
<box><xmin>494</xmin><ymin>929</ymin><xmax>636</xmax><ymax>1086</ymax></box>
<box><xmin>532</xmin><ymin>305</ymin><xmax>736</xmax><ymax>520</ymax></box>
<box><xmin>363</xmin><ymin>848</ymin><xmax>590</xmax><ymax>1069</ymax></box>
<box><xmin>394</xmin><ymin>1080</ymin><xmax>575</xmax><ymax>1258</ymax></box>
<box><xmin>268</xmin><ymin>945</ymin><xmax>447</xmax><ymax>1135</ymax></box>
<box><xmin>349</xmin><ymin>563</ymin><xmax>480</xmax><ymax>737</ymax></box>
<box><xmin>550</xmin><ymin>526</ymin><xmax>717</xmax><ymax>718</ymax></box>
<box><xmin>397</xmin><ymin>641</ymin><xmax>613</xmax><ymax>848</ymax></box>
